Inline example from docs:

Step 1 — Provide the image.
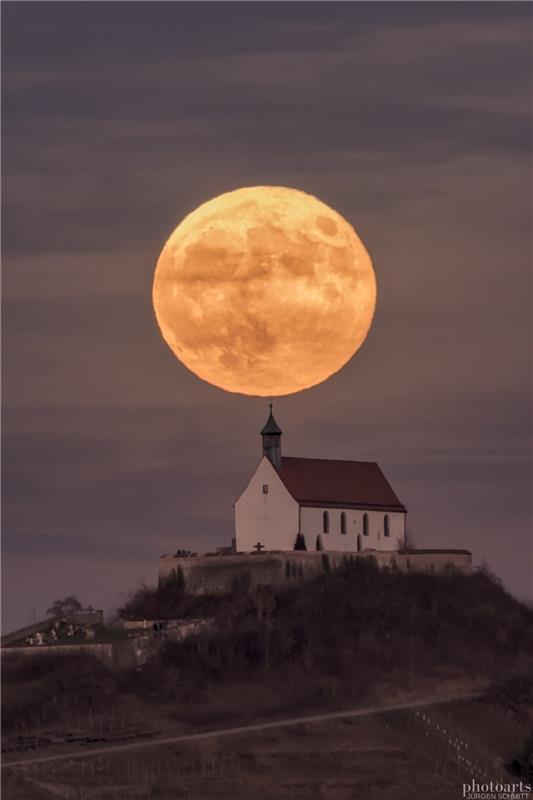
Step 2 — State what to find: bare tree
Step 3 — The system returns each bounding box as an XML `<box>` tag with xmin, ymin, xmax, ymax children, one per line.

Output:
<box><xmin>402</xmin><ymin>528</ymin><xmax>416</xmax><ymax>552</ymax></box>
<box><xmin>46</xmin><ymin>595</ymin><xmax>83</xmax><ymax>617</ymax></box>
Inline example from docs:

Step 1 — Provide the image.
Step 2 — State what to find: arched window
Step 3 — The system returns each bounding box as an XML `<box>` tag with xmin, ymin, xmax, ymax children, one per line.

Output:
<box><xmin>323</xmin><ymin>510</ymin><xmax>329</xmax><ymax>533</ymax></box>
<box><xmin>340</xmin><ymin>512</ymin><xmax>347</xmax><ymax>535</ymax></box>
<box><xmin>384</xmin><ymin>514</ymin><xmax>390</xmax><ymax>537</ymax></box>
<box><xmin>363</xmin><ymin>513</ymin><xmax>369</xmax><ymax>536</ymax></box>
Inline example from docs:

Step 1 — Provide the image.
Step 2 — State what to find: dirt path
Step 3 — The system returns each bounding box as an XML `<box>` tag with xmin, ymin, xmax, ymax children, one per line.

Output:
<box><xmin>2</xmin><ymin>690</ymin><xmax>483</xmax><ymax>770</ymax></box>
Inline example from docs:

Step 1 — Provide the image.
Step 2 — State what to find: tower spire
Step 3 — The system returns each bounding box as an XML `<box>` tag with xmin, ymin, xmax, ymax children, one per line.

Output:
<box><xmin>261</xmin><ymin>404</ymin><xmax>282</xmax><ymax>470</ymax></box>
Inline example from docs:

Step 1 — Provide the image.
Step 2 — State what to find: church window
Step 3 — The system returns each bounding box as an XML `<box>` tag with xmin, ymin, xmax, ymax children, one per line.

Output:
<box><xmin>384</xmin><ymin>514</ymin><xmax>390</xmax><ymax>537</ymax></box>
<box><xmin>262</xmin><ymin>484</ymin><xmax>269</xmax><ymax>494</ymax></box>
<box><xmin>340</xmin><ymin>512</ymin><xmax>347</xmax><ymax>535</ymax></box>
<box><xmin>323</xmin><ymin>511</ymin><xmax>329</xmax><ymax>533</ymax></box>
<box><xmin>363</xmin><ymin>513</ymin><xmax>369</xmax><ymax>536</ymax></box>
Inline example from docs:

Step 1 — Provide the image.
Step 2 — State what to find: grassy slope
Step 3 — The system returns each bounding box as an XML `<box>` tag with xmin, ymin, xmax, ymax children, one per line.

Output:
<box><xmin>3</xmin><ymin>560</ymin><xmax>533</xmax><ymax>734</ymax></box>
<box><xmin>140</xmin><ymin>559</ymin><xmax>533</xmax><ymax>702</ymax></box>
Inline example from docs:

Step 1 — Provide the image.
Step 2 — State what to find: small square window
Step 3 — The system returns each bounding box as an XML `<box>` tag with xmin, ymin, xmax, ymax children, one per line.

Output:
<box><xmin>262</xmin><ymin>484</ymin><xmax>269</xmax><ymax>494</ymax></box>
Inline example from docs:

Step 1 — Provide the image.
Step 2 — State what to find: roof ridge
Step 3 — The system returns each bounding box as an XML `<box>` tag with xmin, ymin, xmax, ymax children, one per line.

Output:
<box><xmin>282</xmin><ymin>455</ymin><xmax>378</xmax><ymax>465</ymax></box>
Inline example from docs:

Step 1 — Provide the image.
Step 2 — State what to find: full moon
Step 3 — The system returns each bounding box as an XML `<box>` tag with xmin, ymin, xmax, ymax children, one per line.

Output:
<box><xmin>153</xmin><ymin>186</ymin><xmax>377</xmax><ymax>396</ymax></box>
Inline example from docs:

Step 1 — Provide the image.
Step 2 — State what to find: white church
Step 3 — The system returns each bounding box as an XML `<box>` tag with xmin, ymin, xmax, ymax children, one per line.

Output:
<box><xmin>234</xmin><ymin>406</ymin><xmax>407</xmax><ymax>554</ymax></box>
<box><xmin>159</xmin><ymin>408</ymin><xmax>473</xmax><ymax>592</ymax></box>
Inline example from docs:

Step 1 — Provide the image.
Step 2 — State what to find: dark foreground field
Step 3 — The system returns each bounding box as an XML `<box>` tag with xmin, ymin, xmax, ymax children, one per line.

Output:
<box><xmin>2</xmin><ymin>688</ymin><xmax>532</xmax><ymax>800</ymax></box>
<box><xmin>3</xmin><ymin>560</ymin><xmax>533</xmax><ymax>798</ymax></box>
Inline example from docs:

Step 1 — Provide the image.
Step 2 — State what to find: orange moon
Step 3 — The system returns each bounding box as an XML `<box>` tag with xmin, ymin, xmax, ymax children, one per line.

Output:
<box><xmin>153</xmin><ymin>186</ymin><xmax>377</xmax><ymax>396</ymax></box>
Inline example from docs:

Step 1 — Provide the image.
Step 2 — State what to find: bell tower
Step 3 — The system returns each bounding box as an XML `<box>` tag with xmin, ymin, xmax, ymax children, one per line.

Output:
<box><xmin>261</xmin><ymin>404</ymin><xmax>282</xmax><ymax>470</ymax></box>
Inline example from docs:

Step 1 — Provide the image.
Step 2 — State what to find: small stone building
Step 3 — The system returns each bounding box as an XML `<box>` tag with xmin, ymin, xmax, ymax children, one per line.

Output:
<box><xmin>234</xmin><ymin>407</ymin><xmax>407</xmax><ymax>554</ymax></box>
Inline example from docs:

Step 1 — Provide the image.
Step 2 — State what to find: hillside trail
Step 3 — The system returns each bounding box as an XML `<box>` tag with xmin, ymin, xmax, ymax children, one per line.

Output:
<box><xmin>2</xmin><ymin>688</ymin><xmax>484</xmax><ymax>769</ymax></box>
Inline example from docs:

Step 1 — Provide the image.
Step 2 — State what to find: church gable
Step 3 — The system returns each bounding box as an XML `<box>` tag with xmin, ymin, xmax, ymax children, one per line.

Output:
<box><xmin>234</xmin><ymin>456</ymin><xmax>289</xmax><ymax>508</ymax></box>
<box><xmin>234</xmin><ymin>457</ymin><xmax>299</xmax><ymax>553</ymax></box>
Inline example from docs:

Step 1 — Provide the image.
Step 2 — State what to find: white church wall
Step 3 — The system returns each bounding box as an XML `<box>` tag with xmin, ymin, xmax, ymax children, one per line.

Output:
<box><xmin>300</xmin><ymin>506</ymin><xmax>405</xmax><ymax>552</ymax></box>
<box><xmin>234</xmin><ymin>457</ymin><xmax>300</xmax><ymax>552</ymax></box>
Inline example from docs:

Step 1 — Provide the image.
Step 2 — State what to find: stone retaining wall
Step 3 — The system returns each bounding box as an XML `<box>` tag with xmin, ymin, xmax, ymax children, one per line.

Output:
<box><xmin>160</xmin><ymin>549</ymin><xmax>472</xmax><ymax>595</ymax></box>
<box><xmin>1</xmin><ymin>642</ymin><xmax>115</xmax><ymax>669</ymax></box>
<box><xmin>1</xmin><ymin>637</ymin><xmax>159</xmax><ymax>672</ymax></box>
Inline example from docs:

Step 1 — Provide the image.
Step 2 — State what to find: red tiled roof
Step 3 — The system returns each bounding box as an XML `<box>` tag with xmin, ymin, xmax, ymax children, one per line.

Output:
<box><xmin>278</xmin><ymin>457</ymin><xmax>406</xmax><ymax>512</ymax></box>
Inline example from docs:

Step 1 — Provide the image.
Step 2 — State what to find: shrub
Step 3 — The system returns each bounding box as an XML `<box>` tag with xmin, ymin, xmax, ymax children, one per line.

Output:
<box><xmin>46</xmin><ymin>595</ymin><xmax>83</xmax><ymax>617</ymax></box>
<box><xmin>161</xmin><ymin>566</ymin><xmax>186</xmax><ymax>593</ymax></box>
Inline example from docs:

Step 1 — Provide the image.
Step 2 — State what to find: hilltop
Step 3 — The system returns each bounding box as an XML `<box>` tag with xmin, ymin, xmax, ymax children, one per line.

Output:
<box><xmin>4</xmin><ymin>559</ymin><xmax>533</xmax><ymax>727</ymax></box>
<box><xmin>126</xmin><ymin>557</ymin><xmax>533</xmax><ymax>711</ymax></box>
<box><xmin>3</xmin><ymin>560</ymin><xmax>533</xmax><ymax>798</ymax></box>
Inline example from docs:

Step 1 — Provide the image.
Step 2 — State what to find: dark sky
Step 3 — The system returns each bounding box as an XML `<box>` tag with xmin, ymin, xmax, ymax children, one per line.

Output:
<box><xmin>2</xmin><ymin>2</ymin><xmax>531</xmax><ymax>632</ymax></box>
